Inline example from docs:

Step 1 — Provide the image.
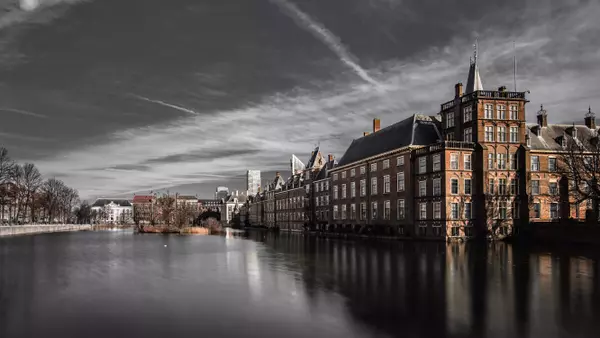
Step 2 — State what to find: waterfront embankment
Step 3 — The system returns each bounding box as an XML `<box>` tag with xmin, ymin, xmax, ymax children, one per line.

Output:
<box><xmin>0</xmin><ymin>224</ymin><xmax>92</xmax><ymax>237</ymax></box>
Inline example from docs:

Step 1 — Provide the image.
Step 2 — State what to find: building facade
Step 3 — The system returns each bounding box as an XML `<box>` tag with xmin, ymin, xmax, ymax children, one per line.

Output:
<box><xmin>246</xmin><ymin>170</ymin><xmax>261</xmax><ymax>196</ymax></box>
<box><xmin>91</xmin><ymin>198</ymin><xmax>133</xmax><ymax>224</ymax></box>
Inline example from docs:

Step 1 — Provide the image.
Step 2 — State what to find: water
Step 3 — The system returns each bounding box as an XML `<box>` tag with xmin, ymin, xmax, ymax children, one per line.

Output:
<box><xmin>1</xmin><ymin>231</ymin><xmax>599</xmax><ymax>338</ymax></box>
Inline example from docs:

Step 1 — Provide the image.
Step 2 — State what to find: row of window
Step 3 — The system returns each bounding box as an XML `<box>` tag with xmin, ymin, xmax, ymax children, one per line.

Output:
<box><xmin>332</xmin><ymin>173</ymin><xmax>407</xmax><ymax>199</ymax></box>
<box><xmin>274</xmin><ymin>212</ymin><xmax>306</xmax><ymax>221</ymax></box>
<box><xmin>418</xmin><ymin>178</ymin><xmax>472</xmax><ymax>197</ymax></box>
<box><xmin>332</xmin><ymin>200</ymin><xmax>406</xmax><ymax>221</ymax></box>
<box><xmin>418</xmin><ymin>153</ymin><xmax>472</xmax><ymax>174</ymax></box>
<box><xmin>446</xmin><ymin>104</ymin><xmax>519</xmax><ymax>129</ymax></box>
<box><xmin>314</xmin><ymin>195</ymin><xmax>330</xmax><ymax>207</ymax></box>
<box><xmin>314</xmin><ymin>180</ymin><xmax>330</xmax><ymax>193</ymax></box>
<box><xmin>276</xmin><ymin>196</ymin><xmax>305</xmax><ymax>210</ymax></box>
<box><xmin>483</xmin><ymin>126</ymin><xmax>520</xmax><ymax>142</ymax></box>
<box><xmin>332</xmin><ymin>156</ymin><xmax>406</xmax><ymax>181</ymax></box>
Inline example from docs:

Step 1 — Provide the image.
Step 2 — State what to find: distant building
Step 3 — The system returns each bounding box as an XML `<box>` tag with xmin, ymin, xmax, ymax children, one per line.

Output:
<box><xmin>176</xmin><ymin>195</ymin><xmax>198</xmax><ymax>210</ymax></box>
<box><xmin>132</xmin><ymin>195</ymin><xmax>156</xmax><ymax>225</ymax></box>
<box><xmin>215</xmin><ymin>186</ymin><xmax>229</xmax><ymax>202</ymax></box>
<box><xmin>221</xmin><ymin>190</ymin><xmax>247</xmax><ymax>224</ymax></box>
<box><xmin>91</xmin><ymin>198</ymin><xmax>133</xmax><ymax>224</ymax></box>
<box><xmin>198</xmin><ymin>199</ymin><xmax>221</xmax><ymax>211</ymax></box>
<box><xmin>246</xmin><ymin>170</ymin><xmax>261</xmax><ymax>196</ymax></box>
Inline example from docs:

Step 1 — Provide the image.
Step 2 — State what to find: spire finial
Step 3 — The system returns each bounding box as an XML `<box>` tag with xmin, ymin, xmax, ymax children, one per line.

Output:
<box><xmin>586</xmin><ymin>106</ymin><xmax>595</xmax><ymax>118</ymax></box>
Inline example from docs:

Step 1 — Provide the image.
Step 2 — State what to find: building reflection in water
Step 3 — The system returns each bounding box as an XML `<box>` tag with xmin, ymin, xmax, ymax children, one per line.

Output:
<box><xmin>248</xmin><ymin>232</ymin><xmax>600</xmax><ymax>338</ymax></box>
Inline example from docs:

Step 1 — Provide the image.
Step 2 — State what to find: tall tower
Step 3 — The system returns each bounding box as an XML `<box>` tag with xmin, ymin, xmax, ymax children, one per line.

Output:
<box><xmin>246</xmin><ymin>170</ymin><xmax>261</xmax><ymax>196</ymax></box>
<box><xmin>465</xmin><ymin>40</ymin><xmax>483</xmax><ymax>94</ymax></box>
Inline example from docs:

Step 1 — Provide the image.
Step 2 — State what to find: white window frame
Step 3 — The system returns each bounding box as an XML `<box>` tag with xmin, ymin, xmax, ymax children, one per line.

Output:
<box><xmin>418</xmin><ymin>157</ymin><xmax>427</xmax><ymax>174</ymax></box>
<box><xmin>450</xmin><ymin>153</ymin><xmax>459</xmax><ymax>170</ymax></box>
<box><xmin>433</xmin><ymin>154</ymin><xmax>441</xmax><ymax>171</ymax></box>
<box><xmin>433</xmin><ymin>201</ymin><xmax>441</xmax><ymax>219</ymax></box>
<box><xmin>510</xmin><ymin>126</ymin><xmax>518</xmax><ymax>143</ymax></box>
<box><xmin>464</xmin><ymin>154</ymin><xmax>472</xmax><ymax>170</ymax></box>
<box><xmin>464</xmin><ymin>127</ymin><xmax>472</xmax><ymax>142</ymax></box>
<box><xmin>383</xmin><ymin>159</ymin><xmax>390</xmax><ymax>169</ymax></box>
<box><xmin>397</xmin><ymin>156</ymin><xmax>404</xmax><ymax>166</ymax></box>
<box><xmin>397</xmin><ymin>199</ymin><xmax>405</xmax><ymax>220</ymax></box>
<box><xmin>433</xmin><ymin>178</ymin><xmax>441</xmax><ymax>196</ymax></box>
<box><xmin>497</xmin><ymin>104</ymin><xmax>506</xmax><ymax>119</ymax></box>
<box><xmin>447</xmin><ymin>112</ymin><xmax>455</xmax><ymax>128</ymax></box>
<box><xmin>350</xmin><ymin>182</ymin><xmax>356</xmax><ymax>198</ymax></box>
<box><xmin>397</xmin><ymin>172</ymin><xmax>405</xmax><ymax>192</ymax></box>
<box><xmin>451</xmin><ymin>178</ymin><xmax>459</xmax><ymax>195</ymax></box>
<box><xmin>464</xmin><ymin>178</ymin><xmax>472</xmax><ymax>195</ymax></box>
<box><xmin>485</xmin><ymin>104</ymin><xmax>494</xmax><ymax>119</ymax></box>
<box><xmin>419</xmin><ymin>180</ymin><xmax>427</xmax><ymax>197</ymax></box>
<box><xmin>383</xmin><ymin>175</ymin><xmax>390</xmax><ymax>194</ymax></box>
<box><xmin>371</xmin><ymin>177</ymin><xmax>377</xmax><ymax>195</ymax></box>
<box><xmin>510</xmin><ymin>105</ymin><xmax>518</xmax><ymax>120</ymax></box>
<box><xmin>463</xmin><ymin>106</ymin><xmax>473</xmax><ymax>122</ymax></box>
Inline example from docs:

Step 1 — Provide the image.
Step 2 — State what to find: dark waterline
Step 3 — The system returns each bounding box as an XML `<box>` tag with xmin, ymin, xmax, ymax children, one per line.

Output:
<box><xmin>1</xmin><ymin>231</ymin><xmax>600</xmax><ymax>338</ymax></box>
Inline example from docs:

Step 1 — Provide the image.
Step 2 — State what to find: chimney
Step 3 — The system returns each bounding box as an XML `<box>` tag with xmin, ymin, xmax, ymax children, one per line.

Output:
<box><xmin>455</xmin><ymin>83</ymin><xmax>463</xmax><ymax>98</ymax></box>
<box><xmin>328</xmin><ymin>154</ymin><xmax>334</xmax><ymax>162</ymax></box>
<box><xmin>373</xmin><ymin>118</ymin><xmax>381</xmax><ymax>133</ymax></box>
<box><xmin>363</xmin><ymin>132</ymin><xmax>370</xmax><ymax>137</ymax></box>
<box><xmin>585</xmin><ymin>106</ymin><xmax>596</xmax><ymax>129</ymax></box>
<box><xmin>537</xmin><ymin>104</ymin><xmax>548</xmax><ymax>128</ymax></box>
<box><xmin>498</xmin><ymin>86</ymin><xmax>507</xmax><ymax>92</ymax></box>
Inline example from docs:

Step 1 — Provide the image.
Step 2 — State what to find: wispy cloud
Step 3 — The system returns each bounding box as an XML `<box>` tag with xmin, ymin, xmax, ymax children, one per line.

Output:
<box><xmin>0</xmin><ymin>107</ymin><xmax>46</xmax><ymax>118</ymax></box>
<box><xmin>269</xmin><ymin>0</ymin><xmax>384</xmax><ymax>90</ymax></box>
<box><xmin>128</xmin><ymin>94</ymin><xmax>199</xmax><ymax>116</ymax></box>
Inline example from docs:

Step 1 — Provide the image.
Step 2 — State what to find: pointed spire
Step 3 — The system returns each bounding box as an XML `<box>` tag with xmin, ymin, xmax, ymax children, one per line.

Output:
<box><xmin>465</xmin><ymin>39</ymin><xmax>483</xmax><ymax>93</ymax></box>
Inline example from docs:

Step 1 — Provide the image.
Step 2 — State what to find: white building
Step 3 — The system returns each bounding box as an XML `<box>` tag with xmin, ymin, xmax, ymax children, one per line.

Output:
<box><xmin>91</xmin><ymin>198</ymin><xmax>133</xmax><ymax>224</ymax></box>
<box><xmin>221</xmin><ymin>191</ymin><xmax>247</xmax><ymax>224</ymax></box>
<box><xmin>215</xmin><ymin>186</ymin><xmax>229</xmax><ymax>202</ymax></box>
<box><xmin>246</xmin><ymin>170</ymin><xmax>261</xmax><ymax>196</ymax></box>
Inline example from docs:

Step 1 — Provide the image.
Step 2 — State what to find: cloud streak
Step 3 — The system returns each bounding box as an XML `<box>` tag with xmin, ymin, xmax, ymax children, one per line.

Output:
<box><xmin>269</xmin><ymin>0</ymin><xmax>384</xmax><ymax>90</ymax></box>
<box><xmin>128</xmin><ymin>94</ymin><xmax>199</xmax><ymax>116</ymax></box>
<box><xmin>0</xmin><ymin>107</ymin><xmax>46</xmax><ymax>118</ymax></box>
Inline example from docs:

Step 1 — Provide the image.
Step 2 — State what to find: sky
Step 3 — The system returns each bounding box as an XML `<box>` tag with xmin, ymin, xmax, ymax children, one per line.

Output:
<box><xmin>1</xmin><ymin>0</ymin><xmax>599</xmax><ymax>201</ymax></box>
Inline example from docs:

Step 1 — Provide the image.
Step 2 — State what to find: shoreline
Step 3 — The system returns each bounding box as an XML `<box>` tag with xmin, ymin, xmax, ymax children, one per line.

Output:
<box><xmin>0</xmin><ymin>224</ymin><xmax>92</xmax><ymax>237</ymax></box>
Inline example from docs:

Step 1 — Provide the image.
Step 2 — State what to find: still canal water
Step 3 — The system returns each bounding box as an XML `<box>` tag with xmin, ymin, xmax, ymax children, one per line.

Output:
<box><xmin>1</xmin><ymin>231</ymin><xmax>599</xmax><ymax>338</ymax></box>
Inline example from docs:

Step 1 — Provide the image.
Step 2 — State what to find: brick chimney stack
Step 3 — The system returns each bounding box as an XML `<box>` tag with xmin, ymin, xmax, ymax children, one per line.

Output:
<box><xmin>585</xmin><ymin>106</ymin><xmax>596</xmax><ymax>129</ymax></box>
<box><xmin>328</xmin><ymin>154</ymin><xmax>334</xmax><ymax>162</ymax></box>
<box><xmin>537</xmin><ymin>104</ymin><xmax>548</xmax><ymax>128</ymax></box>
<box><xmin>373</xmin><ymin>118</ymin><xmax>381</xmax><ymax>133</ymax></box>
<box><xmin>455</xmin><ymin>83</ymin><xmax>463</xmax><ymax>98</ymax></box>
<box><xmin>363</xmin><ymin>132</ymin><xmax>370</xmax><ymax>137</ymax></box>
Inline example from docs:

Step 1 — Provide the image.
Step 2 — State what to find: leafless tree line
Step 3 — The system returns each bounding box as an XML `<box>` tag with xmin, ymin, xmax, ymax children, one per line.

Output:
<box><xmin>133</xmin><ymin>194</ymin><xmax>200</xmax><ymax>229</ymax></box>
<box><xmin>0</xmin><ymin>147</ymin><xmax>80</xmax><ymax>225</ymax></box>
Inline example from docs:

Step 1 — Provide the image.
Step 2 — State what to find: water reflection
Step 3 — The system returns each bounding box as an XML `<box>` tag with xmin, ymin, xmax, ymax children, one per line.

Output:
<box><xmin>248</xmin><ymin>232</ymin><xmax>600</xmax><ymax>338</ymax></box>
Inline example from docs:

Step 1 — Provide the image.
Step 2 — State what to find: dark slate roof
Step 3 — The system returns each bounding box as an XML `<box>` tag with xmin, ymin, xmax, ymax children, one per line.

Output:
<box><xmin>527</xmin><ymin>123</ymin><xmax>599</xmax><ymax>151</ymax></box>
<box><xmin>305</xmin><ymin>146</ymin><xmax>319</xmax><ymax>169</ymax></box>
<box><xmin>337</xmin><ymin>114</ymin><xmax>442</xmax><ymax>167</ymax></box>
<box><xmin>92</xmin><ymin>198</ymin><xmax>132</xmax><ymax>208</ymax></box>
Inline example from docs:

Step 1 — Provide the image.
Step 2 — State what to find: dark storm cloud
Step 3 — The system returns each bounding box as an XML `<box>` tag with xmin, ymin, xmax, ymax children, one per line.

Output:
<box><xmin>144</xmin><ymin>149</ymin><xmax>263</xmax><ymax>165</ymax></box>
<box><xmin>1</xmin><ymin>0</ymin><xmax>598</xmax><ymax>199</ymax></box>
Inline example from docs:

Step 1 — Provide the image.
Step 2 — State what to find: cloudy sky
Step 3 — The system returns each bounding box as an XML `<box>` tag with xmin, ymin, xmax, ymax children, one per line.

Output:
<box><xmin>1</xmin><ymin>0</ymin><xmax>599</xmax><ymax>200</ymax></box>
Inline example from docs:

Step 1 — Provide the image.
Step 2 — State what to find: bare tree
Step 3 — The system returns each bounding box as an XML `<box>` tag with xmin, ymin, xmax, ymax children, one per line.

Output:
<box><xmin>0</xmin><ymin>147</ymin><xmax>15</xmax><ymax>223</ymax></box>
<box><xmin>156</xmin><ymin>194</ymin><xmax>175</xmax><ymax>226</ymax></box>
<box><xmin>21</xmin><ymin>163</ymin><xmax>43</xmax><ymax>223</ymax></box>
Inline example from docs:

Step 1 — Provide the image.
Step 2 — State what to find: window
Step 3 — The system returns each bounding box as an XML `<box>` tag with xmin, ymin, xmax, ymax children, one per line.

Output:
<box><xmin>451</xmin><ymin>203</ymin><xmax>459</xmax><ymax>219</ymax></box>
<box><xmin>497</xmin><ymin>126</ymin><xmax>506</xmax><ymax>142</ymax></box>
<box><xmin>350</xmin><ymin>168</ymin><xmax>356</xmax><ymax>177</ymax></box>
<box><xmin>533</xmin><ymin>203</ymin><xmax>541</xmax><ymax>218</ymax></box>
<box><xmin>450</xmin><ymin>153</ymin><xmax>459</xmax><ymax>170</ymax></box>
<box><xmin>510</xmin><ymin>105</ymin><xmax>518</xmax><ymax>120</ymax></box>
<box><xmin>351</xmin><ymin>204</ymin><xmax>356</xmax><ymax>219</ymax></box>
<box><xmin>383</xmin><ymin>159</ymin><xmax>390</xmax><ymax>169</ymax></box>
<box><xmin>384</xmin><ymin>201</ymin><xmax>391</xmax><ymax>220</ymax></box>
<box><xmin>531</xmin><ymin>156</ymin><xmax>540</xmax><ymax>171</ymax></box>
<box><xmin>397</xmin><ymin>156</ymin><xmax>404</xmax><ymax>166</ymax></box>
<box><xmin>464</xmin><ymin>178</ymin><xmax>472</xmax><ymax>195</ymax></box>
<box><xmin>451</xmin><ymin>178</ymin><xmax>459</xmax><ymax>194</ymax></box>
<box><xmin>324</xmin><ymin>195</ymin><xmax>329</xmax><ymax>205</ymax></box>
<box><xmin>360</xmin><ymin>202</ymin><xmax>367</xmax><ymax>220</ymax></box>
<box><xmin>341</xmin><ymin>205</ymin><xmax>347</xmax><ymax>220</ymax></box>
<box><xmin>371</xmin><ymin>202</ymin><xmax>378</xmax><ymax>220</ymax></box>
<box><xmin>510</xmin><ymin>178</ymin><xmax>518</xmax><ymax>195</ymax></box>
<box><xmin>464</xmin><ymin>127</ymin><xmax>472</xmax><ymax>142</ymax></box>
<box><xmin>433</xmin><ymin>154</ymin><xmax>441</xmax><ymax>171</ymax></box>
<box><xmin>397</xmin><ymin>199</ymin><xmax>405</xmax><ymax>220</ymax></box>
<box><xmin>488</xmin><ymin>153</ymin><xmax>495</xmax><ymax>169</ymax></box>
<box><xmin>512</xmin><ymin>201</ymin><xmax>520</xmax><ymax>219</ymax></box>
<box><xmin>370</xmin><ymin>163</ymin><xmax>377</xmax><ymax>172</ymax></box>
<box><xmin>485</xmin><ymin>126</ymin><xmax>494</xmax><ymax>141</ymax></box>
<box><xmin>360</xmin><ymin>166</ymin><xmax>366</xmax><ymax>175</ymax></box>
<box><xmin>510</xmin><ymin>127</ymin><xmax>518</xmax><ymax>142</ymax></box>
<box><xmin>371</xmin><ymin>177</ymin><xmax>378</xmax><ymax>195</ymax></box>
<box><xmin>341</xmin><ymin>171</ymin><xmax>346</xmax><ymax>179</ymax></box>
<box><xmin>485</xmin><ymin>104</ymin><xmax>493</xmax><ymax>119</ymax></box>
<box><xmin>499</xmin><ymin>201</ymin><xmax>508</xmax><ymax>219</ymax></box>
<box><xmin>489</xmin><ymin>179</ymin><xmax>495</xmax><ymax>194</ymax></box>
<box><xmin>447</xmin><ymin>112</ymin><xmax>455</xmax><ymax>128</ymax></box>
<box><xmin>360</xmin><ymin>179</ymin><xmax>366</xmax><ymax>196</ymax></box>
<box><xmin>498</xmin><ymin>178</ymin><xmax>507</xmax><ymax>195</ymax></box>
<box><xmin>464</xmin><ymin>202</ymin><xmax>472</xmax><ymax>219</ymax></box>
<box><xmin>419</xmin><ymin>180</ymin><xmax>427</xmax><ymax>197</ymax></box>
<box><xmin>333</xmin><ymin>173</ymin><xmax>338</xmax><ymax>181</ymax></box>
<box><xmin>333</xmin><ymin>205</ymin><xmax>338</xmax><ymax>220</ymax></box>
<box><xmin>497</xmin><ymin>105</ymin><xmax>506</xmax><ymax>119</ymax></box>
<box><xmin>433</xmin><ymin>178</ymin><xmax>441</xmax><ymax>196</ymax></box>
<box><xmin>315</xmin><ymin>183</ymin><xmax>320</xmax><ymax>193</ymax></box>
<box><xmin>464</xmin><ymin>106</ymin><xmax>473</xmax><ymax>122</ymax></box>
<box><xmin>333</xmin><ymin>185</ymin><xmax>338</xmax><ymax>200</ymax></box>
<box><xmin>451</xmin><ymin>226</ymin><xmax>460</xmax><ymax>237</ymax></box>
<box><xmin>548</xmin><ymin>157</ymin><xmax>557</xmax><ymax>172</ymax></box>
<box><xmin>383</xmin><ymin>175</ymin><xmax>390</xmax><ymax>194</ymax></box>
<box><xmin>549</xmin><ymin>182</ymin><xmax>558</xmax><ymax>195</ymax></box>
<box><xmin>351</xmin><ymin>182</ymin><xmax>356</xmax><ymax>198</ymax></box>
<box><xmin>341</xmin><ymin>184</ymin><xmax>347</xmax><ymax>199</ymax></box>
<box><xmin>419</xmin><ymin>157</ymin><xmax>427</xmax><ymax>174</ymax></box>
<box><xmin>433</xmin><ymin>202</ymin><xmax>441</xmax><ymax>219</ymax></box>
<box><xmin>419</xmin><ymin>203</ymin><xmax>427</xmax><ymax>220</ymax></box>
<box><xmin>531</xmin><ymin>180</ymin><xmax>540</xmax><ymax>195</ymax></box>
<box><xmin>315</xmin><ymin>197</ymin><xmax>319</xmax><ymax>207</ymax></box>
<box><xmin>464</xmin><ymin>154</ymin><xmax>472</xmax><ymax>170</ymax></box>
<box><xmin>550</xmin><ymin>203</ymin><xmax>559</xmax><ymax>219</ymax></box>
<box><xmin>497</xmin><ymin>153</ymin><xmax>507</xmax><ymax>170</ymax></box>
<box><xmin>325</xmin><ymin>181</ymin><xmax>329</xmax><ymax>190</ymax></box>
<box><xmin>510</xmin><ymin>153</ymin><xmax>518</xmax><ymax>170</ymax></box>
<box><xmin>397</xmin><ymin>172</ymin><xmax>405</xmax><ymax>191</ymax></box>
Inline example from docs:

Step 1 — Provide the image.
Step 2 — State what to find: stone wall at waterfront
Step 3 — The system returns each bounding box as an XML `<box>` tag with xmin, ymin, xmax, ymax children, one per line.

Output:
<box><xmin>0</xmin><ymin>224</ymin><xmax>92</xmax><ymax>237</ymax></box>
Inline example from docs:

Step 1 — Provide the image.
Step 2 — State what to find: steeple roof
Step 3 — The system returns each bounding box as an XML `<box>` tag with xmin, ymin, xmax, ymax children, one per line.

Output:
<box><xmin>465</xmin><ymin>41</ymin><xmax>483</xmax><ymax>93</ymax></box>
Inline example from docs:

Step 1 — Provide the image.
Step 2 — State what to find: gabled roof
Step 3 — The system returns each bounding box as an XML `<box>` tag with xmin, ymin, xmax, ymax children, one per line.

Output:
<box><xmin>337</xmin><ymin>114</ymin><xmax>441</xmax><ymax>167</ymax></box>
<box><xmin>177</xmin><ymin>195</ymin><xmax>197</xmax><ymax>200</ymax></box>
<box><xmin>528</xmin><ymin>123</ymin><xmax>598</xmax><ymax>151</ymax></box>
<box><xmin>92</xmin><ymin>198</ymin><xmax>132</xmax><ymax>208</ymax></box>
